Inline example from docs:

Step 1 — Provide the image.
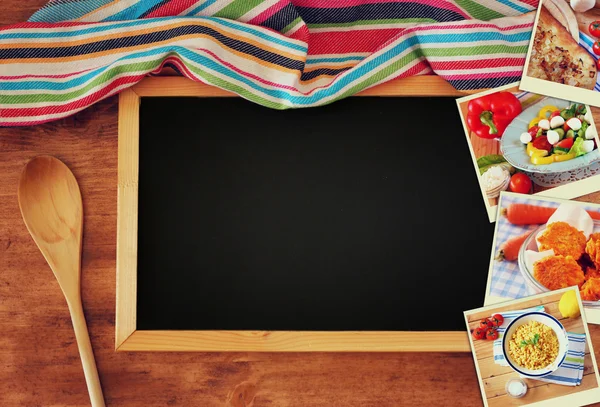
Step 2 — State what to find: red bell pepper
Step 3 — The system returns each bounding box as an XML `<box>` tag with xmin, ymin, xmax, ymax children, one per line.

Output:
<box><xmin>466</xmin><ymin>92</ymin><xmax>522</xmax><ymax>139</ymax></box>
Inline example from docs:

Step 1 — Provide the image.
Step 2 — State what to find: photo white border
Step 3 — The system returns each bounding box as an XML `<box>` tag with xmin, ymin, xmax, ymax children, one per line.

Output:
<box><xmin>484</xmin><ymin>191</ymin><xmax>600</xmax><ymax>324</ymax></box>
<box><xmin>456</xmin><ymin>82</ymin><xmax>600</xmax><ymax>223</ymax></box>
<box><xmin>465</xmin><ymin>286</ymin><xmax>600</xmax><ymax>407</ymax></box>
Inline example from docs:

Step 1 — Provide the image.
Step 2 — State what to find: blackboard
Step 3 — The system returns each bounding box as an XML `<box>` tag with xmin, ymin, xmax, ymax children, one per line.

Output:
<box><xmin>135</xmin><ymin>95</ymin><xmax>494</xmax><ymax>332</ymax></box>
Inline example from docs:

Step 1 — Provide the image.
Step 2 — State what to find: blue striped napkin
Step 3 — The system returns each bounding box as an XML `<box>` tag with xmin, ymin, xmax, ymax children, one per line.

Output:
<box><xmin>492</xmin><ymin>307</ymin><xmax>586</xmax><ymax>386</ymax></box>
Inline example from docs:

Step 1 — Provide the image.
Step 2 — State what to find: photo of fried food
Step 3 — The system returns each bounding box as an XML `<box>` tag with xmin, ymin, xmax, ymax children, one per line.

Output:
<box><xmin>538</xmin><ymin>221</ymin><xmax>587</xmax><ymax>260</ymax></box>
<box><xmin>586</xmin><ymin>233</ymin><xmax>600</xmax><ymax>268</ymax></box>
<box><xmin>581</xmin><ymin>277</ymin><xmax>600</xmax><ymax>301</ymax></box>
<box><xmin>527</xmin><ymin>5</ymin><xmax>597</xmax><ymax>89</ymax></box>
<box><xmin>534</xmin><ymin>255</ymin><xmax>585</xmax><ymax>290</ymax></box>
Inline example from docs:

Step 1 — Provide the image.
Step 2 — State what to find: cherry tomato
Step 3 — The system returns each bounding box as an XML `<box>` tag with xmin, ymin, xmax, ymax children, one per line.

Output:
<box><xmin>590</xmin><ymin>21</ymin><xmax>600</xmax><ymax>38</ymax></box>
<box><xmin>556</xmin><ymin>138</ymin><xmax>574</xmax><ymax>150</ymax></box>
<box><xmin>490</xmin><ymin>314</ymin><xmax>504</xmax><ymax>327</ymax></box>
<box><xmin>471</xmin><ymin>327</ymin><xmax>486</xmax><ymax>340</ymax></box>
<box><xmin>532</xmin><ymin>135</ymin><xmax>552</xmax><ymax>152</ymax></box>
<box><xmin>486</xmin><ymin>328</ymin><xmax>499</xmax><ymax>340</ymax></box>
<box><xmin>550</xmin><ymin>110</ymin><xmax>562</xmax><ymax>118</ymax></box>
<box><xmin>480</xmin><ymin>318</ymin><xmax>494</xmax><ymax>330</ymax></box>
<box><xmin>564</xmin><ymin>122</ymin><xmax>570</xmax><ymax>132</ymax></box>
<box><xmin>593</xmin><ymin>41</ymin><xmax>600</xmax><ymax>55</ymax></box>
<box><xmin>528</xmin><ymin>125</ymin><xmax>540</xmax><ymax>137</ymax></box>
<box><xmin>509</xmin><ymin>173</ymin><xmax>533</xmax><ymax>194</ymax></box>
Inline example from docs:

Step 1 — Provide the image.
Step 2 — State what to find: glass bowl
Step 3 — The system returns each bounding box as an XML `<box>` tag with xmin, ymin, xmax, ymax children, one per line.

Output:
<box><xmin>517</xmin><ymin>220</ymin><xmax>600</xmax><ymax>307</ymax></box>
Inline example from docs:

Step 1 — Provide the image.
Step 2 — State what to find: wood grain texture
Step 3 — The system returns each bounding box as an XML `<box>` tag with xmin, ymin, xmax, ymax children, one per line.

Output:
<box><xmin>465</xmin><ymin>289</ymin><xmax>599</xmax><ymax>406</ymax></box>
<box><xmin>119</xmin><ymin>331</ymin><xmax>471</xmax><ymax>353</ymax></box>
<box><xmin>115</xmin><ymin>90</ymin><xmax>140</xmax><ymax>350</ymax></box>
<box><xmin>0</xmin><ymin>2</ymin><xmax>600</xmax><ymax>405</ymax></box>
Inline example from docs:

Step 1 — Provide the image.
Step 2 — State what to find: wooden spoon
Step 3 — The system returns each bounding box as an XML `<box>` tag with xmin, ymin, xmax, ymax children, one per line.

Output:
<box><xmin>18</xmin><ymin>156</ymin><xmax>105</xmax><ymax>407</ymax></box>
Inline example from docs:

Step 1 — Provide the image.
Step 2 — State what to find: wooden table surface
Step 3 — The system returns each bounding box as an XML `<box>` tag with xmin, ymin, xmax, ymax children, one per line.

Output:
<box><xmin>466</xmin><ymin>290</ymin><xmax>597</xmax><ymax>406</ymax></box>
<box><xmin>2</xmin><ymin>3</ymin><xmax>600</xmax><ymax>406</ymax></box>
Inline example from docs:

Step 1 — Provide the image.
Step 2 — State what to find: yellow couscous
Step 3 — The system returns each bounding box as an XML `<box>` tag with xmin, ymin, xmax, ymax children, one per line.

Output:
<box><xmin>508</xmin><ymin>321</ymin><xmax>559</xmax><ymax>370</ymax></box>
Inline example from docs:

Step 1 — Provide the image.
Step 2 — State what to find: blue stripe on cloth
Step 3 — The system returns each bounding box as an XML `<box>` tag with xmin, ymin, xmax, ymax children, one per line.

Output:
<box><xmin>188</xmin><ymin>0</ymin><xmax>220</xmax><ymax>16</ymax></box>
<box><xmin>495</xmin><ymin>0</ymin><xmax>530</xmax><ymax>13</ymax></box>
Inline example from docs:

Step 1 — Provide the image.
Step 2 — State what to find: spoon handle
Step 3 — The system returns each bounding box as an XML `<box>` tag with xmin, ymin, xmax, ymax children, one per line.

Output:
<box><xmin>68</xmin><ymin>298</ymin><xmax>106</xmax><ymax>407</ymax></box>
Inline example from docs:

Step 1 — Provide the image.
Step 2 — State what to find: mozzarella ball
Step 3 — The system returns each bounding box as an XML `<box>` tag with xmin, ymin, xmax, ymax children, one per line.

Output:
<box><xmin>582</xmin><ymin>140</ymin><xmax>595</xmax><ymax>153</ymax></box>
<box><xmin>550</xmin><ymin>115</ymin><xmax>565</xmax><ymax>128</ymax></box>
<box><xmin>538</xmin><ymin>119</ymin><xmax>550</xmax><ymax>130</ymax></box>
<box><xmin>567</xmin><ymin>117</ymin><xmax>582</xmax><ymax>130</ymax></box>
<box><xmin>520</xmin><ymin>132</ymin><xmax>533</xmax><ymax>144</ymax></box>
<box><xmin>547</xmin><ymin>130</ymin><xmax>560</xmax><ymax>145</ymax></box>
<box><xmin>586</xmin><ymin>126</ymin><xmax>598</xmax><ymax>140</ymax></box>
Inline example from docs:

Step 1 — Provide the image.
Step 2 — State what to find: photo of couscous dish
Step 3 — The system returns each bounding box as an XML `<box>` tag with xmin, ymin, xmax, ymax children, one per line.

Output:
<box><xmin>487</xmin><ymin>192</ymin><xmax>600</xmax><ymax>324</ymax></box>
<box><xmin>507</xmin><ymin>320</ymin><xmax>560</xmax><ymax>371</ymax></box>
<box><xmin>465</xmin><ymin>288</ymin><xmax>600</xmax><ymax>407</ymax></box>
<box><xmin>520</xmin><ymin>0</ymin><xmax>600</xmax><ymax>108</ymax></box>
<box><xmin>456</xmin><ymin>83</ymin><xmax>600</xmax><ymax>223</ymax></box>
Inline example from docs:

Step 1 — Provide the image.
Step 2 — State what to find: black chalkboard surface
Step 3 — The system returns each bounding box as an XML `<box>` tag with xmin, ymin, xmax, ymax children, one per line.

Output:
<box><xmin>136</xmin><ymin>96</ymin><xmax>494</xmax><ymax>332</ymax></box>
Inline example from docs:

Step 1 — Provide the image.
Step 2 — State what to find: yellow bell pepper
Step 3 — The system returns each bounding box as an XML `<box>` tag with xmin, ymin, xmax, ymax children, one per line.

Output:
<box><xmin>528</xmin><ymin>117</ymin><xmax>541</xmax><ymax>129</ymax></box>
<box><xmin>526</xmin><ymin>142</ymin><xmax>548</xmax><ymax>158</ymax></box>
<box><xmin>531</xmin><ymin>155</ymin><xmax>555</xmax><ymax>165</ymax></box>
<box><xmin>538</xmin><ymin>105</ymin><xmax>559</xmax><ymax>119</ymax></box>
<box><xmin>554</xmin><ymin>152</ymin><xmax>576</xmax><ymax>162</ymax></box>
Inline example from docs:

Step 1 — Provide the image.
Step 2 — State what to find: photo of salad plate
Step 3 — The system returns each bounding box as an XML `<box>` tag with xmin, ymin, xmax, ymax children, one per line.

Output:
<box><xmin>457</xmin><ymin>82</ymin><xmax>600</xmax><ymax>223</ymax></box>
<box><xmin>501</xmin><ymin>97</ymin><xmax>600</xmax><ymax>177</ymax></box>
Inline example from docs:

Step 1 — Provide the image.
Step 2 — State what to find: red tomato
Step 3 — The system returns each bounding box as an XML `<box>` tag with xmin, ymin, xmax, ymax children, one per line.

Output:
<box><xmin>491</xmin><ymin>314</ymin><xmax>504</xmax><ymax>327</ymax></box>
<box><xmin>533</xmin><ymin>135</ymin><xmax>552</xmax><ymax>152</ymax></box>
<box><xmin>590</xmin><ymin>21</ymin><xmax>600</xmax><ymax>37</ymax></box>
<box><xmin>593</xmin><ymin>41</ymin><xmax>600</xmax><ymax>55</ymax></box>
<box><xmin>597</xmin><ymin>59</ymin><xmax>600</xmax><ymax>71</ymax></box>
<box><xmin>471</xmin><ymin>327</ymin><xmax>486</xmax><ymax>340</ymax></box>
<box><xmin>528</xmin><ymin>125</ymin><xmax>540</xmax><ymax>138</ymax></box>
<box><xmin>550</xmin><ymin>110</ymin><xmax>562</xmax><ymax>118</ymax></box>
<box><xmin>479</xmin><ymin>318</ymin><xmax>494</xmax><ymax>330</ymax></box>
<box><xmin>556</xmin><ymin>138</ymin><xmax>574</xmax><ymax>150</ymax></box>
<box><xmin>486</xmin><ymin>328</ymin><xmax>499</xmax><ymax>340</ymax></box>
<box><xmin>509</xmin><ymin>173</ymin><xmax>533</xmax><ymax>194</ymax></box>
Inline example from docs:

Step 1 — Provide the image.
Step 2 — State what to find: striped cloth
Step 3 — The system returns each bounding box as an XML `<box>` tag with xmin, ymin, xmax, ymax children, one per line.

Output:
<box><xmin>492</xmin><ymin>307</ymin><xmax>587</xmax><ymax>386</ymax></box>
<box><xmin>490</xmin><ymin>194</ymin><xmax>600</xmax><ymax>307</ymax></box>
<box><xmin>0</xmin><ymin>0</ymin><xmax>540</xmax><ymax>126</ymax></box>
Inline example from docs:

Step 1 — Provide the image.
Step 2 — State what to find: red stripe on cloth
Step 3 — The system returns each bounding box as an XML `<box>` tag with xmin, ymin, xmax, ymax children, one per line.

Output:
<box><xmin>0</xmin><ymin>21</ymin><xmax>94</xmax><ymax>30</ymax></box>
<box><xmin>2</xmin><ymin>75</ymin><xmax>145</xmax><ymax>118</ymax></box>
<box><xmin>442</xmin><ymin>70</ymin><xmax>523</xmax><ymax>80</ymax></box>
<box><xmin>307</xmin><ymin>29</ymin><xmax>404</xmax><ymax>54</ymax></box>
<box><xmin>429</xmin><ymin>57</ymin><xmax>526</xmax><ymax>70</ymax></box>
<box><xmin>0</xmin><ymin>67</ymin><xmax>94</xmax><ymax>80</ymax></box>
<box><xmin>144</xmin><ymin>0</ymin><xmax>200</xmax><ymax>18</ymax></box>
<box><xmin>248</xmin><ymin>1</ymin><xmax>290</xmax><ymax>24</ymax></box>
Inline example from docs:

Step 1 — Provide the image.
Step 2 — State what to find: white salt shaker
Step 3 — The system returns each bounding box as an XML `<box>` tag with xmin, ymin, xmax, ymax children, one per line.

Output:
<box><xmin>505</xmin><ymin>378</ymin><xmax>527</xmax><ymax>398</ymax></box>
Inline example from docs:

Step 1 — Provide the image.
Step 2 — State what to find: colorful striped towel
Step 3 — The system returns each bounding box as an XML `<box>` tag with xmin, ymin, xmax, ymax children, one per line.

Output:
<box><xmin>492</xmin><ymin>306</ymin><xmax>587</xmax><ymax>386</ymax></box>
<box><xmin>0</xmin><ymin>1</ymin><xmax>540</xmax><ymax>126</ymax></box>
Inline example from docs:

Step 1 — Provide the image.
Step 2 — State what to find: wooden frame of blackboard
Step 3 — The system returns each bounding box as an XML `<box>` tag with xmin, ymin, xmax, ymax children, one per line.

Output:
<box><xmin>116</xmin><ymin>75</ymin><xmax>476</xmax><ymax>352</ymax></box>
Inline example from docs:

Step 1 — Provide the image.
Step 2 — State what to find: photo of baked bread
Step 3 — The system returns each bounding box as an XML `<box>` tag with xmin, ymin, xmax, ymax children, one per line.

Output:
<box><xmin>527</xmin><ymin>4</ymin><xmax>597</xmax><ymax>89</ymax></box>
